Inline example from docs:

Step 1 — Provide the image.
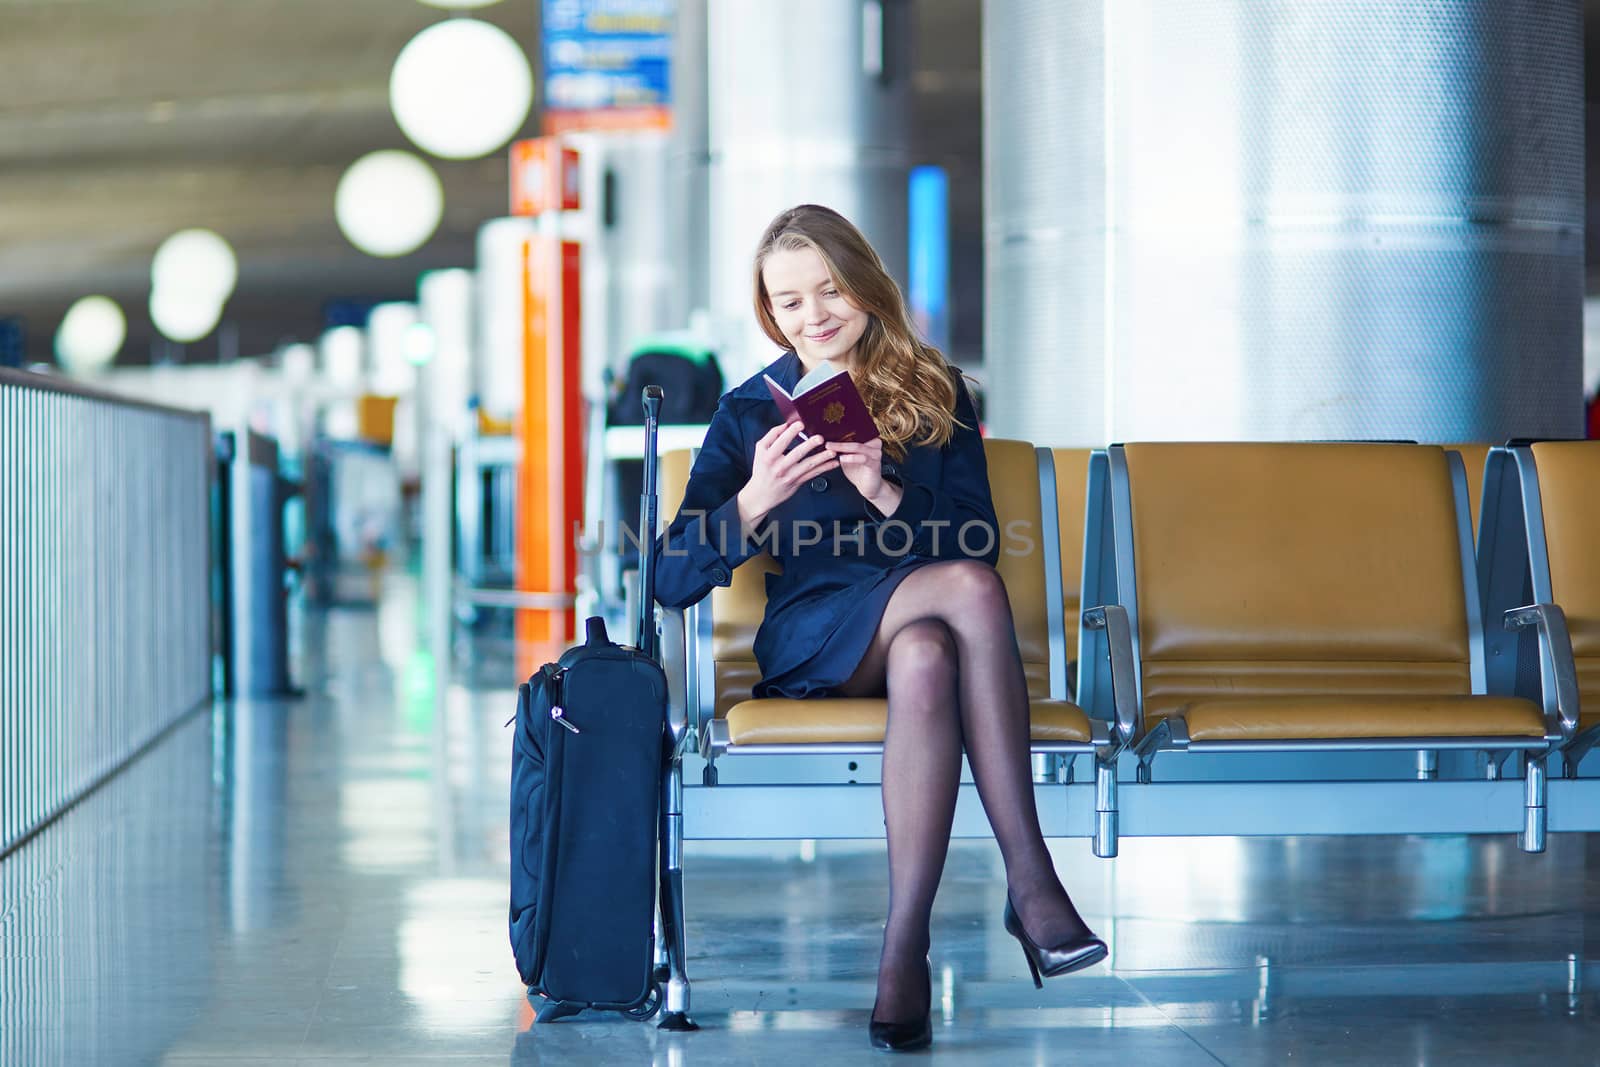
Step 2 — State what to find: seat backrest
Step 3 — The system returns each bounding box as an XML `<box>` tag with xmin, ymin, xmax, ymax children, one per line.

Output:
<box><xmin>1122</xmin><ymin>443</ymin><xmax>1474</xmax><ymax>722</ymax></box>
<box><xmin>661</xmin><ymin>447</ymin><xmax>693</xmax><ymax>518</ymax></box>
<box><xmin>658</xmin><ymin>447</ymin><xmax>772</xmax><ymax>717</ymax></box>
<box><xmin>698</xmin><ymin>438</ymin><xmax>1052</xmax><ymax>716</ymax></box>
<box><xmin>985</xmin><ymin>439</ymin><xmax>1053</xmax><ymax>700</ymax></box>
<box><xmin>1445</xmin><ymin>443</ymin><xmax>1491</xmax><ymax>543</ymax></box>
<box><xmin>710</xmin><ymin>549</ymin><xmax>779</xmax><ymax>718</ymax></box>
<box><xmin>1528</xmin><ymin>442</ymin><xmax>1600</xmax><ymax>708</ymax></box>
<box><xmin>1050</xmin><ymin>448</ymin><xmax>1093</xmax><ymax>665</ymax></box>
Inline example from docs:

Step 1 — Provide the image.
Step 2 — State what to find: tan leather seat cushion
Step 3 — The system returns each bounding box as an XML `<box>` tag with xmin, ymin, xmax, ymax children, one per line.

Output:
<box><xmin>1527</xmin><ymin>444</ymin><xmax>1599</xmax><ymax>735</ymax></box>
<box><xmin>1180</xmin><ymin>695</ymin><xmax>1545</xmax><ymax>741</ymax></box>
<box><xmin>1141</xmin><ymin>659</ymin><xmax>1471</xmax><ymax>725</ymax></box>
<box><xmin>1580</xmin><ymin>660</ymin><xmax>1599</xmax><ymax>729</ymax></box>
<box><xmin>725</xmin><ymin>697</ymin><xmax>1093</xmax><ymax>745</ymax></box>
<box><xmin>1530</xmin><ymin>443</ymin><xmax>1600</xmax><ymax>660</ymax></box>
<box><xmin>716</xmin><ymin>659</ymin><xmax>1050</xmax><ymax>718</ymax></box>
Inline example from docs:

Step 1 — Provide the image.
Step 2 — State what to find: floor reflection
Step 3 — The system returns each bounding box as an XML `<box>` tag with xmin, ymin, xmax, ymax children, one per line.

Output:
<box><xmin>0</xmin><ymin>710</ymin><xmax>214</xmax><ymax>1067</ymax></box>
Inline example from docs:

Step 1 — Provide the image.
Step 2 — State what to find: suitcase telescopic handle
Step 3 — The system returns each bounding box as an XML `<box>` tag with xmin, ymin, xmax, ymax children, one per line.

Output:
<box><xmin>637</xmin><ymin>385</ymin><xmax>664</xmax><ymax>658</ymax></box>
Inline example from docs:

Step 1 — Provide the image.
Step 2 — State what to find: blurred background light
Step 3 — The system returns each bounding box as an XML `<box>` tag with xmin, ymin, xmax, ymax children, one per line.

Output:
<box><xmin>416</xmin><ymin>0</ymin><xmax>504</xmax><ymax>7</ymax></box>
<box><xmin>404</xmin><ymin>322</ymin><xmax>437</xmax><ymax>365</ymax></box>
<box><xmin>151</xmin><ymin>228</ymin><xmax>238</xmax><ymax>305</ymax></box>
<box><xmin>368</xmin><ymin>301</ymin><xmax>421</xmax><ymax>396</ymax></box>
<box><xmin>336</xmin><ymin>150</ymin><xmax>445</xmax><ymax>258</ymax></box>
<box><xmin>320</xmin><ymin>325</ymin><xmax>366</xmax><ymax>391</ymax></box>
<box><xmin>149</xmin><ymin>285</ymin><xmax>223</xmax><ymax>343</ymax></box>
<box><xmin>389</xmin><ymin>18</ymin><xmax>533</xmax><ymax>160</ymax></box>
<box><xmin>53</xmin><ymin>295</ymin><xmax>126</xmax><ymax>373</ymax></box>
<box><xmin>279</xmin><ymin>342</ymin><xmax>315</xmax><ymax>386</ymax></box>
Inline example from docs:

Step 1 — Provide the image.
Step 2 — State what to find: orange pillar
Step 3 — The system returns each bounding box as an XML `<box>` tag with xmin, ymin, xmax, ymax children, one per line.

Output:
<box><xmin>512</xmin><ymin>139</ymin><xmax>583</xmax><ymax>672</ymax></box>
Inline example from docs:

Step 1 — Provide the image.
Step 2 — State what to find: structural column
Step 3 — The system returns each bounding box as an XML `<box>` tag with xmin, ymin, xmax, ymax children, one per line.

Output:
<box><xmin>985</xmin><ymin>0</ymin><xmax>1583</xmax><ymax>445</ymax></box>
<box><xmin>707</xmin><ymin>0</ymin><xmax>912</xmax><ymax>381</ymax></box>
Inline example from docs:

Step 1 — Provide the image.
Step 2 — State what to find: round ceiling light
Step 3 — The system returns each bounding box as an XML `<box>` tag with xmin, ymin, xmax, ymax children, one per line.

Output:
<box><xmin>151</xmin><ymin>228</ymin><xmax>237</xmax><ymax>304</ymax></box>
<box><xmin>150</xmin><ymin>286</ymin><xmax>223</xmax><ymax>343</ymax></box>
<box><xmin>335</xmin><ymin>150</ymin><xmax>444</xmax><ymax>258</ymax></box>
<box><xmin>54</xmin><ymin>296</ymin><xmax>126</xmax><ymax>373</ymax></box>
<box><xmin>390</xmin><ymin>18</ymin><xmax>533</xmax><ymax>160</ymax></box>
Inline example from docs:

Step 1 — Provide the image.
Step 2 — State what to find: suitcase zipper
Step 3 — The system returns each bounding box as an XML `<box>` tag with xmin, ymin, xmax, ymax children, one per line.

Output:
<box><xmin>548</xmin><ymin>667</ymin><xmax>576</xmax><ymax>732</ymax></box>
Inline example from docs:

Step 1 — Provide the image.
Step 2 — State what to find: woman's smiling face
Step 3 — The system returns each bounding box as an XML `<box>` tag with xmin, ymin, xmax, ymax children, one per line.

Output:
<box><xmin>761</xmin><ymin>245</ymin><xmax>870</xmax><ymax>370</ymax></box>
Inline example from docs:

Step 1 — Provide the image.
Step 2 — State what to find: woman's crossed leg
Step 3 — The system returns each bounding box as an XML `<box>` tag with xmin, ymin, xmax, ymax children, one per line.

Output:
<box><xmin>839</xmin><ymin>559</ymin><xmax>1093</xmax><ymax>1023</ymax></box>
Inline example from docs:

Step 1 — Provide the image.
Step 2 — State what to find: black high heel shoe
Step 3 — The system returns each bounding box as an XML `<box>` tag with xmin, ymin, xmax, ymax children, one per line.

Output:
<box><xmin>1003</xmin><ymin>896</ymin><xmax>1108</xmax><ymax>988</ymax></box>
<box><xmin>869</xmin><ymin>957</ymin><xmax>933</xmax><ymax>1052</ymax></box>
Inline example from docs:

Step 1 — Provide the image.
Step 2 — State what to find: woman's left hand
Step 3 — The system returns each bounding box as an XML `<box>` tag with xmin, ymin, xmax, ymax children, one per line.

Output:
<box><xmin>827</xmin><ymin>437</ymin><xmax>885</xmax><ymax>500</ymax></box>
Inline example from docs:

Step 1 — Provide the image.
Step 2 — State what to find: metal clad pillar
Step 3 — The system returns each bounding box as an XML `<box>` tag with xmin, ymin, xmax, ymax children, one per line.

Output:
<box><xmin>668</xmin><ymin>0</ymin><xmax>711</xmax><ymax>323</ymax></box>
<box><xmin>985</xmin><ymin>0</ymin><xmax>1583</xmax><ymax>445</ymax></box>
<box><xmin>708</xmin><ymin>0</ymin><xmax>912</xmax><ymax>380</ymax></box>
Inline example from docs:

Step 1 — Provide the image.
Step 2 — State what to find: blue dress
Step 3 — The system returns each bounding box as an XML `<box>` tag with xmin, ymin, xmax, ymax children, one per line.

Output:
<box><xmin>651</xmin><ymin>351</ymin><xmax>1001</xmax><ymax>700</ymax></box>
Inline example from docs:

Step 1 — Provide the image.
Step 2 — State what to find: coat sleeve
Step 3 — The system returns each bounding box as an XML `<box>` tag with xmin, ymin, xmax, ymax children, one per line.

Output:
<box><xmin>870</xmin><ymin>377</ymin><xmax>1000</xmax><ymax>566</ymax></box>
<box><xmin>651</xmin><ymin>396</ymin><xmax>764</xmax><ymax>609</ymax></box>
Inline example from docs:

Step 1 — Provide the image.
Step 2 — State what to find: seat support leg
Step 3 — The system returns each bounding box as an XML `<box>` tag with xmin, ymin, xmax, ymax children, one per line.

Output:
<box><xmin>658</xmin><ymin>759</ymin><xmax>699</xmax><ymax>1031</ymax></box>
<box><xmin>1093</xmin><ymin>759</ymin><xmax>1118</xmax><ymax>859</ymax></box>
<box><xmin>1415</xmin><ymin>750</ymin><xmax>1438</xmax><ymax>780</ymax></box>
<box><xmin>1032</xmin><ymin>753</ymin><xmax>1058</xmax><ymax>784</ymax></box>
<box><xmin>1520</xmin><ymin>755</ymin><xmax>1548</xmax><ymax>854</ymax></box>
<box><xmin>1483</xmin><ymin>750</ymin><xmax>1508</xmax><ymax>781</ymax></box>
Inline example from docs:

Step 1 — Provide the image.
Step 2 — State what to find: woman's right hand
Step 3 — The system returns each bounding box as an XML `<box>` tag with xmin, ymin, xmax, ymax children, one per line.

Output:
<box><xmin>736</xmin><ymin>420</ymin><xmax>839</xmax><ymax>528</ymax></box>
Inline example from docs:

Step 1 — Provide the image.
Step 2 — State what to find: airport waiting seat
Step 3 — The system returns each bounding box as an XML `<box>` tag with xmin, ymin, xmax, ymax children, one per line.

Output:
<box><xmin>1049</xmin><ymin>448</ymin><xmax>1094</xmax><ymax>697</ymax></box>
<box><xmin>1479</xmin><ymin>442</ymin><xmax>1596</xmax><ymax>777</ymax></box>
<box><xmin>657</xmin><ymin>439</ymin><xmax>1121</xmax><ymax>857</ymax></box>
<box><xmin>1077</xmin><ymin>443</ymin><xmax>1574</xmax><ymax>852</ymax></box>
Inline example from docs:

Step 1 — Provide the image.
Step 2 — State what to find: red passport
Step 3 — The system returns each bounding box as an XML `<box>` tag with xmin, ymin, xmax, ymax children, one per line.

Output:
<box><xmin>763</xmin><ymin>363</ymin><xmax>879</xmax><ymax>444</ymax></box>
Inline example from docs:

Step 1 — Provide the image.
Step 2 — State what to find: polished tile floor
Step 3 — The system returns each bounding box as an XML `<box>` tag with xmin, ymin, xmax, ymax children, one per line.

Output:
<box><xmin>4</xmin><ymin>582</ymin><xmax>1600</xmax><ymax>1065</ymax></box>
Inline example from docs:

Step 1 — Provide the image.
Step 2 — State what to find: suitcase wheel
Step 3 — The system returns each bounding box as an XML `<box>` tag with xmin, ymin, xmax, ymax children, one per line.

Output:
<box><xmin>624</xmin><ymin>981</ymin><xmax>664</xmax><ymax>1022</ymax></box>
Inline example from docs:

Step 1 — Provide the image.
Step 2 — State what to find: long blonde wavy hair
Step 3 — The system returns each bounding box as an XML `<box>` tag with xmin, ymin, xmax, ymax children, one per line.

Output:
<box><xmin>752</xmin><ymin>204</ymin><xmax>969</xmax><ymax>461</ymax></box>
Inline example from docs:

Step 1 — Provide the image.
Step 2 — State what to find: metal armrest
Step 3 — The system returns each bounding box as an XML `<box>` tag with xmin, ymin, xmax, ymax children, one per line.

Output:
<box><xmin>1504</xmin><ymin>603</ymin><xmax>1581</xmax><ymax>739</ymax></box>
<box><xmin>1081</xmin><ymin>604</ymin><xmax>1140</xmax><ymax>748</ymax></box>
<box><xmin>657</xmin><ymin>605</ymin><xmax>692</xmax><ymax>756</ymax></box>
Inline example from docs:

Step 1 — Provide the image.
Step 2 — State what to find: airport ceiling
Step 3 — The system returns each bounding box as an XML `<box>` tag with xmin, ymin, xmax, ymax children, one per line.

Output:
<box><xmin>4</xmin><ymin>3</ymin><xmax>1593</xmax><ymax>369</ymax></box>
<box><xmin>0</xmin><ymin>0</ymin><xmax>984</xmax><ymax>368</ymax></box>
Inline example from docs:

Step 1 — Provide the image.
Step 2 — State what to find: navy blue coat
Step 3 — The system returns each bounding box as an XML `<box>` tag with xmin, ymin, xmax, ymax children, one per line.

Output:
<box><xmin>651</xmin><ymin>351</ymin><xmax>1001</xmax><ymax>701</ymax></box>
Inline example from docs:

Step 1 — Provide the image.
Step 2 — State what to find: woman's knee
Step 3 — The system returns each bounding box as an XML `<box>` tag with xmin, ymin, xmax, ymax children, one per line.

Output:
<box><xmin>935</xmin><ymin>560</ymin><xmax>1011</xmax><ymax>625</ymax></box>
<box><xmin>887</xmin><ymin>619</ymin><xmax>958</xmax><ymax>684</ymax></box>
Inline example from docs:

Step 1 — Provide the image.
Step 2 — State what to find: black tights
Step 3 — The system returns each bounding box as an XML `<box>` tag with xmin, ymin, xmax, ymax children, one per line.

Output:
<box><xmin>838</xmin><ymin>560</ymin><xmax>1093</xmax><ymax>1023</ymax></box>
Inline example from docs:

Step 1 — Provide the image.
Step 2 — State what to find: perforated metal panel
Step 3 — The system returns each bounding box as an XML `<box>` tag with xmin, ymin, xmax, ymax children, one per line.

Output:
<box><xmin>984</xmin><ymin>0</ymin><xmax>1583</xmax><ymax>445</ymax></box>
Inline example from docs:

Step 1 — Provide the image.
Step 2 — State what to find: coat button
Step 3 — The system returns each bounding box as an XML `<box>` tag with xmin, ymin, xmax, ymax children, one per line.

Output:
<box><xmin>809</xmin><ymin>476</ymin><xmax>829</xmax><ymax>492</ymax></box>
<box><xmin>711</xmin><ymin>566</ymin><xmax>730</xmax><ymax>585</ymax></box>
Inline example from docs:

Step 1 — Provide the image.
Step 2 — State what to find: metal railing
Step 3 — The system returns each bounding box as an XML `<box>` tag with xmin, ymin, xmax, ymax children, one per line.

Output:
<box><xmin>0</xmin><ymin>369</ymin><xmax>214</xmax><ymax>855</ymax></box>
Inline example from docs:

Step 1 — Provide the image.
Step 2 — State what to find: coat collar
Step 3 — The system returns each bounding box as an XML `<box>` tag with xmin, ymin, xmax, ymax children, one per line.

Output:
<box><xmin>734</xmin><ymin>350</ymin><xmax>803</xmax><ymax>400</ymax></box>
<box><xmin>771</xmin><ymin>350</ymin><xmax>802</xmax><ymax>391</ymax></box>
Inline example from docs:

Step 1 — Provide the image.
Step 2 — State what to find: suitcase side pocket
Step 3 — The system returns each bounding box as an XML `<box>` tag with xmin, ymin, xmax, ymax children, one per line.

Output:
<box><xmin>509</xmin><ymin>666</ymin><xmax>565</xmax><ymax>989</ymax></box>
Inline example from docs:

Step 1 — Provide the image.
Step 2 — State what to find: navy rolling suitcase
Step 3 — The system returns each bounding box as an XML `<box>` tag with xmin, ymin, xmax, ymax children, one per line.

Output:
<box><xmin>509</xmin><ymin>385</ymin><xmax>693</xmax><ymax>1026</ymax></box>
